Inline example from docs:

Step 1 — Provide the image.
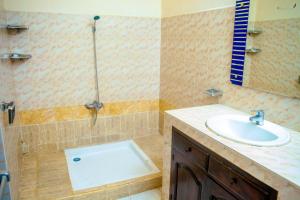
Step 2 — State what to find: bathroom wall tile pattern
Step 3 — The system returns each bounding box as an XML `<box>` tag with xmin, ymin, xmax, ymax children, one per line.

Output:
<box><xmin>160</xmin><ymin>7</ymin><xmax>300</xmax><ymax>132</ymax></box>
<box><xmin>0</xmin><ymin>13</ymin><xmax>16</xmax><ymax>106</ymax></box>
<box><xmin>3</xmin><ymin>126</ymin><xmax>22</xmax><ymax>200</ymax></box>
<box><xmin>245</xmin><ymin>18</ymin><xmax>300</xmax><ymax>98</ymax></box>
<box><xmin>20</xmin><ymin>111</ymin><xmax>159</xmax><ymax>153</ymax></box>
<box><xmin>0</xmin><ymin>10</ymin><xmax>21</xmax><ymax>200</ymax></box>
<box><xmin>163</xmin><ymin>105</ymin><xmax>300</xmax><ymax>200</ymax></box>
<box><xmin>7</xmin><ymin>11</ymin><xmax>161</xmax><ymax>110</ymax></box>
<box><xmin>160</xmin><ymin>8</ymin><xmax>233</xmax><ymax>108</ymax></box>
<box><xmin>17</xmin><ymin>99</ymin><xmax>159</xmax><ymax>125</ymax></box>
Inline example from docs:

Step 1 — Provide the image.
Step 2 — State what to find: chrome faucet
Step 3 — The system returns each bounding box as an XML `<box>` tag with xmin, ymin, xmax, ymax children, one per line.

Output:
<box><xmin>249</xmin><ymin>110</ymin><xmax>264</xmax><ymax>125</ymax></box>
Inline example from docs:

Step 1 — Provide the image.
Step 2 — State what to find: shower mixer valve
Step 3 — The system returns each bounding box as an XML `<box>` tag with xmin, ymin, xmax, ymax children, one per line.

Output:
<box><xmin>1</xmin><ymin>101</ymin><xmax>16</xmax><ymax>125</ymax></box>
<box><xmin>85</xmin><ymin>100</ymin><xmax>103</xmax><ymax>126</ymax></box>
<box><xmin>85</xmin><ymin>101</ymin><xmax>103</xmax><ymax>112</ymax></box>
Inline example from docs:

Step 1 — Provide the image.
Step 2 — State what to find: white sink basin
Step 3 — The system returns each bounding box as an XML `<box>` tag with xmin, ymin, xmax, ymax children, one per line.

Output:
<box><xmin>206</xmin><ymin>115</ymin><xmax>290</xmax><ymax>147</ymax></box>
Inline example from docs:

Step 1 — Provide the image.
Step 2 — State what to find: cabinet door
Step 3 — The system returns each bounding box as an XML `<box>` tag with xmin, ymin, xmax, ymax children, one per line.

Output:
<box><xmin>170</xmin><ymin>149</ymin><xmax>207</xmax><ymax>200</ymax></box>
<box><xmin>205</xmin><ymin>178</ymin><xmax>237</xmax><ymax>200</ymax></box>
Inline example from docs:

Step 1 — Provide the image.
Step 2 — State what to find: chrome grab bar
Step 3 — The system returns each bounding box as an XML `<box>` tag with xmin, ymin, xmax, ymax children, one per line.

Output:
<box><xmin>0</xmin><ymin>172</ymin><xmax>10</xmax><ymax>200</ymax></box>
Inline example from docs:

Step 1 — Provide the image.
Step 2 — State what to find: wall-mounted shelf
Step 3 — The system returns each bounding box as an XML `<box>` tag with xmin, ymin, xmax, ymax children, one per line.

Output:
<box><xmin>205</xmin><ymin>88</ymin><xmax>223</xmax><ymax>97</ymax></box>
<box><xmin>247</xmin><ymin>28</ymin><xmax>262</xmax><ymax>36</ymax></box>
<box><xmin>0</xmin><ymin>24</ymin><xmax>29</xmax><ymax>34</ymax></box>
<box><xmin>246</xmin><ymin>48</ymin><xmax>261</xmax><ymax>54</ymax></box>
<box><xmin>0</xmin><ymin>53</ymin><xmax>32</xmax><ymax>61</ymax></box>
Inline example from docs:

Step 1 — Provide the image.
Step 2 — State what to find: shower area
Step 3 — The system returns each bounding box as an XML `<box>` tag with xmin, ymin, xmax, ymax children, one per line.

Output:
<box><xmin>0</xmin><ymin>1</ymin><xmax>162</xmax><ymax>199</ymax></box>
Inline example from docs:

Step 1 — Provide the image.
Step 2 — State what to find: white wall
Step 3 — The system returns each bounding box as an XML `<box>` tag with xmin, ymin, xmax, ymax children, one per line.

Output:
<box><xmin>253</xmin><ymin>0</ymin><xmax>300</xmax><ymax>21</ymax></box>
<box><xmin>161</xmin><ymin>0</ymin><xmax>300</xmax><ymax>20</ymax></box>
<box><xmin>4</xmin><ymin>0</ymin><xmax>161</xmax><ymax>17</ymax></box>
<box><xmin>0</xmin><ymin>0</ymin><xmax>4</xmax><ymax>11</ymax></box>
<box><xmin>4</xmin><ymin>1</ymin><xmax>300</xmax><ymax>27</ymax></box>
<box><xmin>162</xmin><ymin>0</ymin><xmax>235</xmax><ymax>17</ymax></box>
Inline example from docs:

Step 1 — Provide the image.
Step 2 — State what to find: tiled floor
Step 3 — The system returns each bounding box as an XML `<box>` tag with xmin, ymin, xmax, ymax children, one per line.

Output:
<box><xmin>19</xmin><ymin>134</ymin><xmax>163</xmax><ymax>200</ymax></box>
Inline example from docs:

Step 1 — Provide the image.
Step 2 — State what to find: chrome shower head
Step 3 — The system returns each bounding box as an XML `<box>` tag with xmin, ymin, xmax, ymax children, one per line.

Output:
<box><xmin>92</xmin><ymin>16</ymin><xmax>100</xmax><ymax>32</ymax></box>
<box><xmin>94</xmin><ymin>16</ymin><xmax>100</xmax><ymax>21</ymax></box>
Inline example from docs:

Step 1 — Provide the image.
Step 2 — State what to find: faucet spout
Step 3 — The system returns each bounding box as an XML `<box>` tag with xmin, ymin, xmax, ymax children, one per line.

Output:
<box><xmin>249</xmin><ymin>110</ymin><xmax>264</xmax><ymax>125</ymax></box>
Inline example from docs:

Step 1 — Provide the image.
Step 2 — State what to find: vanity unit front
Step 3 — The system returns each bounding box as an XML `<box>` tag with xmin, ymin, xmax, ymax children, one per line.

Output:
<box><xmin>170</xmin><ymin>128</ymin><xmax>277</xmax><ymax>200</ymax></box>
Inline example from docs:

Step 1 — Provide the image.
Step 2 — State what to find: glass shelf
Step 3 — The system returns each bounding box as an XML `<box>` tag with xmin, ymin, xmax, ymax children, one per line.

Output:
<box><xmin>0</xmin><ymin>53</ymin><xmax>32</xmax><ymax>61</ymax></box>
<box><xmin>247</xmin><ymin>28</ymin><xmax>262</xmax><ymax>36</ymax></box>
<box><xmin>246</xmin><ymin>48</ymin><xmax>261</xmax><ymax>54</ymax></box>
<box><xmin>0</xmin><ymin>24</ymin><xmax>29</xmax><ymax>33</ymax></box>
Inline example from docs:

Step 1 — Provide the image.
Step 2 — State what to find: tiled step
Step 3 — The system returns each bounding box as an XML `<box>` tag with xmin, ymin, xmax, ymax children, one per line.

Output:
<box><xmin>119</xmin><ymin>189</ymin><xmax>161</xmax><ymax>200</ymax></box>
<box><xmin>19</xmin><ymin>135</ymin><xmax>163</xmax><ymax>200</ymax></box>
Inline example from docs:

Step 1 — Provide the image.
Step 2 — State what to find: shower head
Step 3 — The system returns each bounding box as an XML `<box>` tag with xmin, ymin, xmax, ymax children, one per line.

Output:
<box><xmin>92</xmin><ymin>16</ymin><xmax>100</xmax><ymax>32</ymax></box>
<box><xmin>94</xmin><ymin>16</ymin><xmax>100</xmax><ymax>21</ymax></box>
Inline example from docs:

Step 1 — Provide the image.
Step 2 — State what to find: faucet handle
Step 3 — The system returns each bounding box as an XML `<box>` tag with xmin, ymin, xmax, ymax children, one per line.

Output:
<box><xmin>1</xmin><ymin>101</ymin><xmax>14</xmax><ymax>111</ymax></box>
<box><xmin>251</xmin><ymin>109</ymin><xmax>264</xmax><ymax>113</ymax></box>
<box><xmin>251</xmin><ymin>109</ymin><xmax>264</xmax><ymax>116</ymax></box>
<box><xmin>249</xmin><ymin>109</ymin><xmax>265</xmax><ymax>126</ymax></box>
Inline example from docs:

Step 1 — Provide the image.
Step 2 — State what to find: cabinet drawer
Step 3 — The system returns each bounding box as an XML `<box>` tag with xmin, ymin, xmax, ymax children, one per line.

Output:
<box><xmin>208</xmin><ymin>156</ymin><xmax>271</xmax><ymax>200</ymax></box>
<box><xmin>206</xmin><ymin>178</ymin><xmax>237</xmax><ymax>200</ymax></box>
<box><xmin>172</xmin><ymin>129</ymin><xmax>209</xmax><ymax>170</ymax></box>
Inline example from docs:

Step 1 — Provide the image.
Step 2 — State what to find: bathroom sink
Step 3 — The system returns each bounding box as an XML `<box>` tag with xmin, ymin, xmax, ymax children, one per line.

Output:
<box><xmin>206</xmin><ymin>115</ymin><xmax>290</xmax><ymax>147</ymax></box>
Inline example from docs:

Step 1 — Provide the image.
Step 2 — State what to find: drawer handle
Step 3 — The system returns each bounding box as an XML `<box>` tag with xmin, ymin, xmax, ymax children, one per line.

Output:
<box><xmin>185</xmin><ymin>147</ymin><xmax>192</xmax><ymax>152</ymax></box>
<box><xmin>230</xmin><ymin>177</ymin><xmax>238</xmax><ymax>185</ymax></box>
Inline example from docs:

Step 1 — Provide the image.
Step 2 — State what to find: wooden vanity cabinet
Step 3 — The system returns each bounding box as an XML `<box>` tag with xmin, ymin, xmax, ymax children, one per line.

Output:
<box><xmin>170</xmin><ymin>127</ymin><xmax>278</xmax><ymax>200</ymax></box>
<box><xmin>171</xmin><ymin>149</ymin><xmax>207</xmax><ymax>199</ymax></box>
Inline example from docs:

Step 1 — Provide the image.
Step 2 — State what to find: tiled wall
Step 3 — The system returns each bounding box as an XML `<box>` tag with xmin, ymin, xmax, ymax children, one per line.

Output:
<box><xmin>20</xmin><ymin>103</ymin><xmax>159</xmax><ymax>154</ymax></box>
<box><xmin>2</xmin><ymin>126</ymin><xmax>21</xmax><ymax>200</ymax></box>
<box><xmin>0</xmin><ymin>8</ymin><xmax>21</xmax><ymax>200</ymax></box>
<box><xmin>17</xmin><ymin>99</ymin><xmax>158</xmax><ymax>125</ymax></box>
<box><xmin>160</xmin><ymin>7</ymin><xmax>300</xmax><ymax>132</ymax></box>
<box><xmin>246</xmin><ymin>18</ymin><xmax>300</xmax><ymax>98</ymax></box>
<box><xmin>8</xmin><ymin>11</ymin><xmax>160</xmax><ymax>110</ymax></box>
<box><xmin>5</xmin><ymin>11</ymin><xmax>162</xmax><ymax>153</ymax></box>
<box><xmin>159</xmin><ymin>8</ymin><xmax>235</xmax><ymax>132</ymax></box>
<box><xmin>0</xmin><ymin>17</ymin><xmax>15</xmax><ymax>104</ymax></box>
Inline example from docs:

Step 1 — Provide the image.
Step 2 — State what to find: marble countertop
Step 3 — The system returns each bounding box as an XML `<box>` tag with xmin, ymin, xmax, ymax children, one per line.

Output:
<box><xmin>166</xmin><ymin>104</ymin><xmax>300</xmax><ymax>190</ymax></box>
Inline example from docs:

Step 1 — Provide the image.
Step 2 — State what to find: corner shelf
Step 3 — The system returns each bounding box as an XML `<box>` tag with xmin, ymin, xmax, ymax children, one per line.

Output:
<box><xmin>0</xmin><ymin>53</ymin><xmax>32</xmax><ymax>61</ymax></box>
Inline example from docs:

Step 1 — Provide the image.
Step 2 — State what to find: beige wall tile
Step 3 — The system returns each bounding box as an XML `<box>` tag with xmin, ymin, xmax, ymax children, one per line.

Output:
<box><xmin>7</xmin><ymin>11</ymin><xmax>160</xmax><ymax>111</ymax></box>
<box><xmin>246</xmin><ymin>18</ymin><xmax>300</xmax><ymax>98</ymax></box>
<box><xmin>3</xmin><ymin>126</ymin><xmax>21</xmax><ymax>200</ymax></box>
<box><xmin>160</xmin><ymin>7</ymin><xmax>300</xmax><ymax>132</ymax></box>
<box><xmin>20</xmin><ymin>111</ymin><xmax>160</xmax><ymax>153</ymax></box>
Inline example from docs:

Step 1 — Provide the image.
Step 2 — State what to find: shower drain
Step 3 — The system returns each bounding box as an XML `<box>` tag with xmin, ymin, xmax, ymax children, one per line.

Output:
<box><xmin>73</xmin><ymin>157</ymin><xmax>81</xmax><ymax>162</ymax></box>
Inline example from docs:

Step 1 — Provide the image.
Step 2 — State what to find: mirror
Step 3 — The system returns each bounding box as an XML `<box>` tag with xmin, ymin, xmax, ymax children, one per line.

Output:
<box><xmin>231</xmin><ymin>0</ymin><xmax>300</xmax><ymax>98</ymax></box>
